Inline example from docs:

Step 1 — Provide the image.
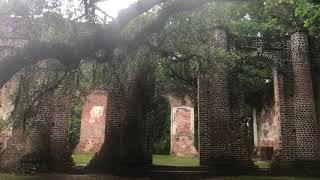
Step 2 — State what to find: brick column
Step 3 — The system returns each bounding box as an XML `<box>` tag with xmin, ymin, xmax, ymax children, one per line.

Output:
<box><xmin>228</xmin><ymin>72</ymin><xmax>251</xmax><ymax>163</ymax></box>
<box><xmin>198</xmin><ymin>28</ymin><xmax>233</xmax><ymax>166</ymax></box>
<box><xmin>120</xmin><ymin>67</ymin><xmax>140</xmax><ymax>166</ymax></box>
<box><xmin>207</xmin><ymin>68</ymin><xmax>233</xmax><ymax>164</ymax></box>
<box><xmin>120</xmin><ymin>57</ymin><xmax>154</xmax><ymax>169</ymax></box>
<box><xmin>198</xmin><ymin>75</ymin><xmax>211</xmax><ymax>165</ymax></box>
<box><xmin>48</xmin><ymin>84</ymin><xmax>73</xmax><ymax>171</ymax></box>
<box><xmin>140</xmin><ymin>60</ymin><xmax>155</xmax><ymax>166</ymax></box>
<box><xmin>89</xmin><ymin>49</ymin><xmax>124</xmax><ymax>173</ymax></box>
<box><xmin>276</xmin><ymin>55</ymin><xmax>297</xmax><ymax>162</ymax></box>
<box><xmin>290</xmin><ymin>31</ymin><xmax>320</xmax><ymax>161</ymax></box>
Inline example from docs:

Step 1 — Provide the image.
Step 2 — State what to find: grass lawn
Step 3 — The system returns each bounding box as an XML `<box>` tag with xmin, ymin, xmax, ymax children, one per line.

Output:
<box><xmin>252</xmin><ymin>158</ymin><xmax>272</xmax><ymax>169</ymax></box>
<box><xmin>72</xmin><ymin>154</ymin><xmax>94</xmax><ymax>166</ymax></box>
<box><xmin>152</xmin><ymin>155</ymin><xmax>200</xmax><ymax>166</ymax></box>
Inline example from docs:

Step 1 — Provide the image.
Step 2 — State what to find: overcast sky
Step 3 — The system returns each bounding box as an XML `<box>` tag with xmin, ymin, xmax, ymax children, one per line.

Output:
<box><xmin>58</xmin><ymin>0</ymin><xmax>138</xmax><ymax>22</ymax></box>
<box><xmin>97</xmin><ymin>0</ymin><xmax>138</xmax><ymax>18</ymax></box>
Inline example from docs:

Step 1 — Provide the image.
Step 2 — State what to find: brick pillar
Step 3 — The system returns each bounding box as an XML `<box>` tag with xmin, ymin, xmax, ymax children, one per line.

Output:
<box><xmin>276</xmin><ymin>54</ymin><xmax>297</xmax><ymax>162</ymax></box>
<box><xmin>120</xmin><ymin>57</ymin><xmax>154</xmax><ymax>169</ymax></box>
<box><xmin>199</xmin><ymin>28</ymin><xmax>234</xmax><ymax>166</ymax></box>
<box><xmin>228</xmin><ymin>72</ymin><xmax>251</xmax><ymax>163</ymax></box>
<box><xmin>120</xmin><ymin>67</ymin><xmax>140</xmax><ymax>165</ymax></box>
<box><xmin>140</xmin><ymin>60</ymin><xmax>155</xmax><ymax>166</ymax></box>
<box><xmin>48</xmin><ymin>84</ymin><xmax>73</xmax><ymax>171</ymax></box>
<box><xmin>89</xmin><ymin>49</ymin><xmax>124</xmax><ymax>173</ymax></box>
<box><xmin>208</xmin><ymin>68</ymin><xmax>233</xmax><ymax>163</ymax></box>
<box><xmin>311</xmin><ymin>55</ymin><xmax>320</xmax><ymax>138</ymax></box>
<box><xmin>198</xmin><ymin>75</ymin><xmax>212</xmax><ymax>165</ymax></box>
<box><xmin>290</xmin><ymin>31</ymin><xmax>320</xmax><ymax>161</ymax></box>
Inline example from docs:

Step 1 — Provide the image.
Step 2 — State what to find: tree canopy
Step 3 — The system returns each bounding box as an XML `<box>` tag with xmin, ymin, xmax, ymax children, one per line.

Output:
<box><xmin>0</xmin><ymin>0</ymin><xmax>318</xmax><ymax>86</ymax></box>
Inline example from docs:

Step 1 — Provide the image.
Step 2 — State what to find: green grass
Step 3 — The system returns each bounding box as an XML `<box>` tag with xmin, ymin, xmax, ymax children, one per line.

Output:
<box><xmin>252</xmin><ymin>158</ymin><xmax>272</xmax><ymax>169</ymax></box>
<box><xmin>152</xmin><ymin>155</ymin><xmax>200</xmax><ymax>166</ymax></box>
<box><xmin>72</xmin><ymin>154</ymin><xmax>94</xmax><ymax>166</ymax></box>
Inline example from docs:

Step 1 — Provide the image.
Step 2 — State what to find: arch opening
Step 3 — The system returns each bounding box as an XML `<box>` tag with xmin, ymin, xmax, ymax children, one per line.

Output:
<box><xmin>67</xmin><ymin>61</ymin><xmax>109</xmax><ymax>168</ymax></box>
<box><xmin>237</xmin><ymin>57</ymin><xmax>281</xmax><ymax>169</ymax></box>
<box><xmin>151</xmin><ymin>60</ymin><xmax>200</xmax><ymax>167</ymax></box>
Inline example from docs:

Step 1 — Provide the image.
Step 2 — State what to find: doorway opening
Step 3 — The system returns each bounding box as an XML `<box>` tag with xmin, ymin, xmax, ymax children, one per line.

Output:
<box><xmin>239</xmin><ymin>59</ymin><xmax>279</xmax><ymax>169</ymax></box>
<box><xmin>68</xmin><ymin>90</ymin><xmax>108</xmax><ymax>167</ymax></box>
<box><xmin>68</xmin><ymin>61</ymin><xmax>108</xmax><ymax>167</ymax></box>
<box><xmin>152</xmin><ymin>59</ymin><xmax>199</xmax><ymax>167</ymax></box>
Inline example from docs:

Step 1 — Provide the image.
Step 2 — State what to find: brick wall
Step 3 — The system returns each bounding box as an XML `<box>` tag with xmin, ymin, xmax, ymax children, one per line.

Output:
<box><xmin>198</xmin><ymin>28</ymin><xmax>251</xmax><ymax>168</ymax></box>
<box><xmin>253</xmin><ymin>68</ymin><xmax>281</xmax><ymax>159</ymax></box>
<box><xmin>0</xmin><ymin>60</ymin><xmax>74</xmax><ymax>172</ymax></box>
<box><xmin>166</xmin><ymin>96</ymin><xmax>197</xmax><ymax>156</ymax></box>
<box><xmin>75</xmin><ymin>90</ymin><xmax>107</xmax><ymax>154</ymax></box>
<box><xmin>170</xmin><ymin>106</ymin><xmax>197</xmax><ymax>156</ymax></box>
<box><xmin>0</xmin><ymin>77</ymin><xmax>19</xmax><ymax>152</ymax></box>
<box><xmin>255</xmin><ymin>103</ymin><xmax>281</xmax><ymax>159</ymax></box>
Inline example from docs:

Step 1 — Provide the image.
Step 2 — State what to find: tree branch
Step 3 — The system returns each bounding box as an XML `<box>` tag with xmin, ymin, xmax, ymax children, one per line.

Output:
<box><xmin>0</xmin><ymin>0</ymin><xmax>214</xmax><ymax>88</ymax></box>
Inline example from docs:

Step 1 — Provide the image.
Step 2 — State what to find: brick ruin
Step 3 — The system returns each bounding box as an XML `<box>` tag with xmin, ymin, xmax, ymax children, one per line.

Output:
<box><xmin>0</xmin><ymin>28</ymin><xmax>319</xmax><ymax>175</ymax></box>
<box><xmin>252</xmin><ymin>68</ymin><xmax>281</xmax><ymax>160</ymax></box>
<box><xmin>253</xmin><ymin>103</ymin><xmax>281</xmax><ymax>160</ymax></box>
<box><xmin>0</xmin><ymin>78</ymin><xmax>19</xmax><ymax>152</ymax></box>
<box><xmin>75</xmin><ymin>90</ymin><xmax>108</xmax><ymax>154</ymax></box>
<box><xmin>167</xmin><ymin>96</ymin><xmax>197</xmax><ymax>156</ymax></box>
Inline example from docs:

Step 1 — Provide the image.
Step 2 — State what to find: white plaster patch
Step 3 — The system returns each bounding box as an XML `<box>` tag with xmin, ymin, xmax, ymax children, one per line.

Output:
<box><xmin>89</xmin><ymin>106</ymin><xmax>104</xmax><ymax>123</ymax></box>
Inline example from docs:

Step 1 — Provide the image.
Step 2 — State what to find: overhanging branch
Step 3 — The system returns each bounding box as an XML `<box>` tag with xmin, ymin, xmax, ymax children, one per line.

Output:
<box><xmin>0</xmin><ymin>0</ymin><xmax>214</xmax><ymax>88</ymax></box>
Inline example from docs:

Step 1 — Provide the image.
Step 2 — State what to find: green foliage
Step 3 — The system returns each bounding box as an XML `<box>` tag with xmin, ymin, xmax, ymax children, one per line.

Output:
<box><xmin>67</xmin><ymin>98</ymin><xmax>83</xmax><ymax>150</ymax></box>
<box><xmin>240</xmin><ymin>61</ymin><xmax>274</xmax><ymax>110</ymax></box>
<box><xmin>75</xmin><ymin>61</ymin><xmax>111</xmax><ymax>92</ymax></box>
<box><xmin>295</xmin><ymin>0</ymin><xmax>320</xmax><ymax>36</ymax></box>
<box><xmin>152</xmin><ymin>96</ymin><xmax>171</xmax><ymax>154</ymax></box>
<box><xmin>0</xmin><ymin>118</ymin><xmax>11</xmax><ymax>134</ymax></box>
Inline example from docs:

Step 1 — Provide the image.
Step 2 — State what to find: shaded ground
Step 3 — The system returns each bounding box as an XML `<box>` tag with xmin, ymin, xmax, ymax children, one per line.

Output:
<box><xmin>72</xmin><ymin>154</ymin><xmax>271</xmax><ymax>169</ymax></box>
<box><xmin>5</xmin><ymin>155</ymin><xmax>312</xmax><ymax>179</ymax></box>
<box><xmin>0</xmin><ymin>174</ymin><xmax>319</xmax><ymax>180</ymax></box>
<box><xmin>152</xmin><ymin>155</ymin><xmax>200</xmax><ymax>166</ymax></box>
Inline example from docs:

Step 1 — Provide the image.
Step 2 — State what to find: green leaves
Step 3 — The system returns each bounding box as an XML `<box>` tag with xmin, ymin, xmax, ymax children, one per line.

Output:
<box><xmin>67</xmin><ymin>98</ymin><xmax>83</xmax><ymax>150</ymax></box>
<box><xmin>295</xmin><ymin>0</ymin><xmax>320</xmax><ymax>36</ymax></box>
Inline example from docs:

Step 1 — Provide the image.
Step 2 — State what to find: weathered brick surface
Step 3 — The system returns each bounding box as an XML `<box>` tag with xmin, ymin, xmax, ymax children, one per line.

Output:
<box><xmin>253</xmin><ymin>68</ymin><xmax>281</xmax><ymax>159</ymax></box>
<box><xmin>75</xmin><ymin>90</ymin><xmax>107</xmax><ymax>154</ymax></box>
<box><xmin>291</xmin><ymin>31</ymin><xmax>320</xmax><ymax>160</ymax></box>
<box><xmin>198</xmin><ymin>28</ymin><xmax>251</xmax><ymax>167</ymax></box>
<box><xmin>0</xmin><ymin>78</ymin><xmax>19</xmax><ymax>152</ymax></box>
<box><xmin>255</xmin><ymin>104</ymin><xmax>280</xmax><ymax>152</ymax></box>
<box><xmin>88</xmin><ymin>50</ymin><xmax>125</xmax><ymax>172</ymax></box>
<box><xmin>229</xmin><ymin>72</ymin><xmax>251</xmax><ymax>162</ymax></box>
<box><xmin>166</xmin><ymin>96</ymin><xmax>197</xmax><ymax>156</ymax></box>
<box><xmin>171</xmin><ymin>107</ymin><xmax>197</xmax><ymax>156</ymax></box>
<box><xmin>0</xmin><ymin>60</ymin><xmax>74</xmax><ymax>172</ymax></box>
<box><xmin>0</xmin><ymin>29</ymin><xmax>320</xmax><ymax>174</ymax></box>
